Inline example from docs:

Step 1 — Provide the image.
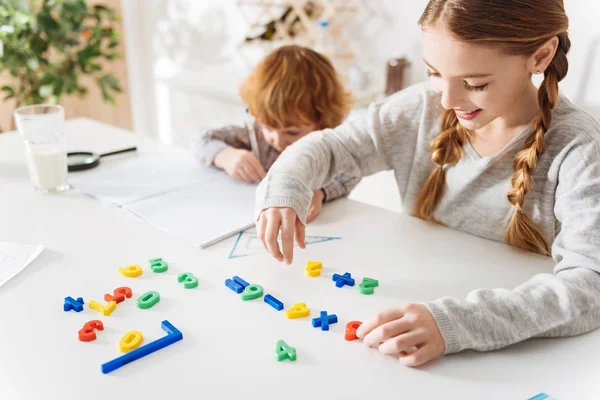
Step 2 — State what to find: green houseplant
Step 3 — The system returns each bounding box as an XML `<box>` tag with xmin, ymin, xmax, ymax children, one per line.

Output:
<box><xmin>0</xmin><ymin>0</ymin><xmax>122</xmax><ymax>130</ymax></box>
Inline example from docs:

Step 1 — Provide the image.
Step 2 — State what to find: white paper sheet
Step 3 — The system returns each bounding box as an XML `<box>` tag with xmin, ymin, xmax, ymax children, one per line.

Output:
<box><xmin>67</xmin><ymin>149</ymin><xmax>211</xmax><ymax>206</ymax></box>
<box><xmin>0</xmin><ymin>242</ymin><xmax>45</xmax><ymax>287</ymax></box>
<box><xmin>126</xmin><ymin>178</ymin><xmax>257</xmax><ymax>248</ymax></box>
<box><xmin>67</xmin><ymin>148</ymin><xmax>258</xmax><ymax>248</ymax></box>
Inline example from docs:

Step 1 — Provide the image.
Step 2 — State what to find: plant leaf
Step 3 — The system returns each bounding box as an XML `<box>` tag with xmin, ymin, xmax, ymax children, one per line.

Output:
<box><xmin>39</xmin><ymin>84</ymin><xmax>53</xmax><ymax>99</ymax></box>
<box><xmin>77</xmin><ymin>45</ymin><xmax>97</xmax><ymax>66</ymax></box>
<box><xmin>26</xmin><ymin>58</ymin><xmax>39</xmax><ymax>70</ymax></box>
<box><xmin>2</xmin><ymin>0</ymin><xmax>121</xmax><ymax>107</ymax></box>
<box><xmin>105</xmin><ymin>74</ymin><xmax>121</xmax><ymax>92</ymax></box>
<box><xmin>52</xmin><ymin>76</ymin><xmax>64</xmax><ymax>96</ymax></box>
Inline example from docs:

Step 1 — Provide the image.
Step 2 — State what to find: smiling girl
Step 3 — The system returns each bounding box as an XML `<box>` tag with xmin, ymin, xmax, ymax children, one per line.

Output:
<box><xmin>254</xmin><ymin>0</ymin><xmax>600</xmax><ymax>366</ymax></box>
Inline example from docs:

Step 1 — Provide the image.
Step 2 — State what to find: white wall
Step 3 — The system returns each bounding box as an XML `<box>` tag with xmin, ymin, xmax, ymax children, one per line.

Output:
<box><xmin>123</xmin><ymin>0</ymin><xmax>600</xmax><ymax>141</ymax></box>
<box><xmin>561</xmin><ymin>0</ymin><xmax>600</xmax><ymax>116</ymax></box>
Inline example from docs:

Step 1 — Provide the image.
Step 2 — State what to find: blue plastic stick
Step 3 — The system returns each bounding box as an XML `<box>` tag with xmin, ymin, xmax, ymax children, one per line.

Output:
<box><xmin>225</xmin><ymin>278</ymin><xmax>244</xmax><ymax>293</ymax></box>
<box><xmin>101</xmin><ymin>320</ymin><xmax>182</xmax><ymax>374</ymax></box>
<box><xmin>233</xmin><ymin>275</ymin><xmax>249</xmax><ymax>289</ymax></box>
<box><xmin>64</xmin><ymin>296</ymin><xmax>84</xmax><ymax>312</ymax></box>
<box><xmin>264</xmin><ymin>294</ymin><xmax>284</xmax><ymax>311</ymax></box>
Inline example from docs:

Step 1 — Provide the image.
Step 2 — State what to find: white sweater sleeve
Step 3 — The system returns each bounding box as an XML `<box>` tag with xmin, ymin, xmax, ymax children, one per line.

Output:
<box><xmin>426</xmin><ymin>134</ymin><xmax>600</xmax><ymax>354</ymax></box>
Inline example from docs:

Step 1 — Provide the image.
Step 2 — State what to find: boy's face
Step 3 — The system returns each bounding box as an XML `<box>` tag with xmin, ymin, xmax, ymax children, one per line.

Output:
<box><xmin>262</xmin><ymin>123</ymin><xmax>318</xmax><ymax>152</ymax></box>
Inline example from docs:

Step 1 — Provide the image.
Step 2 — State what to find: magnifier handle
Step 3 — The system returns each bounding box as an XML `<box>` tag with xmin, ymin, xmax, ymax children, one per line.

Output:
<box><xmin>100</xmin><ymin>147</ymin><xmax>137</xmax><ymax>158</ymax></box>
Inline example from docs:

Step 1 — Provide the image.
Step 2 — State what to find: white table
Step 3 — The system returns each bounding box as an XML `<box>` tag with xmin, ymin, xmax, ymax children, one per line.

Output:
<box><xmin>0</xmin><ymin>119</ymin><xmax>597</xmax><ymax>400</ymax></box>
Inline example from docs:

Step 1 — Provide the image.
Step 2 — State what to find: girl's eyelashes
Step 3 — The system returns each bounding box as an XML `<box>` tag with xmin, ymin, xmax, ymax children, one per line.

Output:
<box><xmin>427</xmin><ymin>70</ymin><xmax>489</xmax><ymax>92</ymax></box>
<box><xmin>464</xmin><ymin>82</ymin><xmax>489</xmax><ymax>91</ymax></box>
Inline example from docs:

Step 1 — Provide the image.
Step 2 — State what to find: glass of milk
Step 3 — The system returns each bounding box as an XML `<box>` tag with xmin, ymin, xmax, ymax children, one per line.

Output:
<box><xmin>14</xmin><ymin>105</ymin><xmax>70</xmax><ymax>193</ymax></box>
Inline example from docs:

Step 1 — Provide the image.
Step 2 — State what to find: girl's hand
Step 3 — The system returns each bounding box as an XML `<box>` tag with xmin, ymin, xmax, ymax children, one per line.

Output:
<box><xmin>357</xmin><ymin>303</ymin><xmax>445</xmax><ymax>367</ymax></box>
<box><xmin>256</xmin><ymin>207</ymin><xmax>306</xmax><ymax>264</ymax></box>
<box><xmin>214</xmin><ymin>147</ymin><xmax>266</xmax><ymax>183</ymax></box>
<box><xmin>307</xmin><ymin>189</ymin><xmax>325</xmax><ymax>223</ymax></box>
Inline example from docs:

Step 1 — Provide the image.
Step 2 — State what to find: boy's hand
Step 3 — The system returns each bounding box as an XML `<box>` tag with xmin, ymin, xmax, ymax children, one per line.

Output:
<box><xmin>307</xmin><ymin>189</ymin><xmax>325</xmax><ymax>223</ymax></box>
<box><xmin>256</xmin><ymin>207</ymin><xmax>305</xmax><ymax>264</ymax></box>
<box><xmin>214</xmin><ymin>147</ymin><xmax>266</xmax><ymax>183</ymax></box>
<box><xmin>357</xmin><ymin>303</ymin><xmax>445</xmax><ymax>367</ymax></box>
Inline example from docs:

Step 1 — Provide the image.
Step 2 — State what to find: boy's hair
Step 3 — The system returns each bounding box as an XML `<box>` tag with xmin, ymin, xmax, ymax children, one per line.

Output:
<box><xmin>239</xmin><ymin>45</ymin><xmax>353</xmax><ymax>130</ymax></box>
<box><xmin>416</xmin><ymin>0</ymin><xmax>571</xmax><ymax>256</ymax></box>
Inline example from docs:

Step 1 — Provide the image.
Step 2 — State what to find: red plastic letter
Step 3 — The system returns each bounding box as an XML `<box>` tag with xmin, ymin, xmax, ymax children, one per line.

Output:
<box><xmin>78</xmin><ymin>320</ymin><xmax>104</xmax><ymax>342</ymax></box>
<box><xmin>104</xmin><ymin>286</ymin><xmax>132</xmax><ymax>303</ymax></box>
<box><xmin>345</xmin><ymin>321</ymin><xmax>362</xmax><ymax>341</ymax></box>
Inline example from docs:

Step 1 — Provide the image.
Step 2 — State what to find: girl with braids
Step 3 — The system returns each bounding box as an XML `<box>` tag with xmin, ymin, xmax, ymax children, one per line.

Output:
<box><xmin>254</xmin><ymin>0</ymin><xmax>600</xmax><ymax>366</ymax></box>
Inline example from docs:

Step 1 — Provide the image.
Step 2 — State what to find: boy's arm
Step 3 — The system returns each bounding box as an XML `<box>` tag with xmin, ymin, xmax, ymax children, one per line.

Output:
<box><xmin>191</xmin><ymin>124</ymin><xmax>252</xmax><ymax>167</ymax></box>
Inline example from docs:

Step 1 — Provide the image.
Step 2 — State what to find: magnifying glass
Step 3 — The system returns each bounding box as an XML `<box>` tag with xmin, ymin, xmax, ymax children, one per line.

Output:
<box><xmin>67</xmin><ymin>147</ymin><xmax>137</xmax><ymax>172</ymax></box>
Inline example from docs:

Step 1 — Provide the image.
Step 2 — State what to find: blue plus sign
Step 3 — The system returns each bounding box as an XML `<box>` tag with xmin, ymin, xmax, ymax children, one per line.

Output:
<box><xmin>312</xmin><ymin>311</ymin><xmax>338</xmax><ymax>331</ymax></box>
<box><xmin>332</xmin><ymin>272</ymin><xmax>355</xmax><ymax>288</ymax></box>
<box><xmin>64</xmin><ymin>296</ymin><xmax>84</xmax><ymax>312</ymax></box>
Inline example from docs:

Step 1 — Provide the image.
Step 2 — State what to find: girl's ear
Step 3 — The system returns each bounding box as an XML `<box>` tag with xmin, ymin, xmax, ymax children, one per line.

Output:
<box><xmin>528</xmin><ymin>36</ymin><xmax>559</xmax><ymax>74</ymax></box>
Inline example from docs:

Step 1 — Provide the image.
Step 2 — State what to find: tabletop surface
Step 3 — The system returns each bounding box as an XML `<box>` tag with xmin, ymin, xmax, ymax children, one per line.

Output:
<box><xmin>0</xmin><ymin>118</ymin><xmax>597</xmax><ymax>400</ymax></box>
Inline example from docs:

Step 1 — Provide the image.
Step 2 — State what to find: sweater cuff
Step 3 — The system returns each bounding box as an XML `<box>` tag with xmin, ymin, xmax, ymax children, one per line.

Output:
<box><xmin>255</xmin><ymin>195</ymin><xmax>311</xmax><ymax>226</ymax></box>
<box><xmin>424</xmin><ymin>301</ymin><xmax>461</xmax><ymax>355</ymax></box>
